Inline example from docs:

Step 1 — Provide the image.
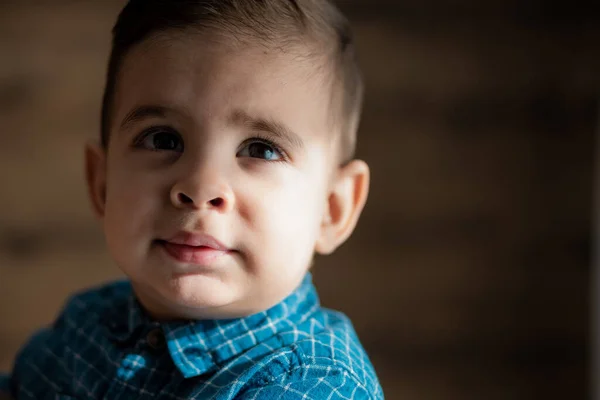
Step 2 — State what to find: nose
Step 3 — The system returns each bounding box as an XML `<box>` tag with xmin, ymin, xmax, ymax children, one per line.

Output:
<box><xmin>170</xmin><ymin>160</ymin><xmax>234</xmax><ymax>212</ymax></box>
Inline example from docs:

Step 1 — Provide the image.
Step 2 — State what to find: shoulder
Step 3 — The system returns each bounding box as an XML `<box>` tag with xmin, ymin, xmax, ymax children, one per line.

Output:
<box><xmin>241</xmin><ymin>308</ymin><xmax>383</xmax><ymax>399</ymax></box>
<box><xmin>17</xmin><ymin>279</ymin><xmax>130</xmax><ymax>356</ymax></box>
<box><xmin>10</xmin><ymin>281</ymin><xmax>130</xmax><ymax>396</ymax></box>
<box><xmin>238</xmin><ymin>363</ymin><xmax>377</xmax><ymax>400</ymax></box>
<box><xmin>34</xmin><ymin>279</ymin><xmax>132</xmax><ymax>347</ymax></box>
<box><xmin>296</xmin><ymin>308</ymin><xmax>382</xmax><ymax>397</ymax></box>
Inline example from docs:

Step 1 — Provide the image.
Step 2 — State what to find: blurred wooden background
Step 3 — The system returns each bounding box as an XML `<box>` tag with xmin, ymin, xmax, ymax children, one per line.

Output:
<box><xmin>0</xmin><ymin>1</ymin><xmax>599</xmax><ymax>399</ymax></box>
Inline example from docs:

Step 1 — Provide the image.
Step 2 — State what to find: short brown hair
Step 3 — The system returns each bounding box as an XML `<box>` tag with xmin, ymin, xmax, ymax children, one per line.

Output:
<box><xmin>101</xmin><ymin>0</ymin><xmax>364</xmax><ymax>162</ymax></box>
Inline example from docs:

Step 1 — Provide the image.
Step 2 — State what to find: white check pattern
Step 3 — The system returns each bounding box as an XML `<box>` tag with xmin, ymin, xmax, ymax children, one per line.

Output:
<box><xmin>4</xmin><ymin>274</ymin><xmax>383</xmax><ymax>399</ymax></box>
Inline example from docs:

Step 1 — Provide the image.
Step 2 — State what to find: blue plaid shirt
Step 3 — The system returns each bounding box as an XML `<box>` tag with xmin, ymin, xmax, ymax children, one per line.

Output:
<box><xmin>1</xmin><ymin>274</ymin><xmax>383</xmax><ymax>399</ymax></box>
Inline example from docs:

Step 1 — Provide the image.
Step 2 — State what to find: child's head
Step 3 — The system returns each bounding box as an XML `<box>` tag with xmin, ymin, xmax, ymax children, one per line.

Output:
<box><xmin>85</xmin><ymin>0</ymin><xmax>370</xmax><ymax>320</ymax></box>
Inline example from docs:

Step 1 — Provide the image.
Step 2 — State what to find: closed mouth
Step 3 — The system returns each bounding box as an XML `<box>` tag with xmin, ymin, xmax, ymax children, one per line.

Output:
<box><xmin>154</xmin><ymin>239</ymin><xmax>231</xmax><ymax>265</ymax></box>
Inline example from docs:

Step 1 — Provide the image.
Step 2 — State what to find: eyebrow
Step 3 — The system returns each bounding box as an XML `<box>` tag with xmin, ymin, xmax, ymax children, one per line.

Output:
<box><xmin>120</xmin><ymin>105</ymin><xmax>170</xmax><ymax>131</ymax></box>
<box><xmin>232</xmin><ymin>110</ymin><xmax>305</xmax><ymax>151</ymax></box>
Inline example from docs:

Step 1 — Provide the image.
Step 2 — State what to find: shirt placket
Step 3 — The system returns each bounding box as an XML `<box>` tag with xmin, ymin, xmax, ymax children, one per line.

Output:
<box><xmin>104</xmin><ymin>323</ymin><xmax>170</xmax><ymax>399</ymax></box>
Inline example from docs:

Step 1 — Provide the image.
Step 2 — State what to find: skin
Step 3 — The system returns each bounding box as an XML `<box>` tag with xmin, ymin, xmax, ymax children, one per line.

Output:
<box><xmin>85</xmin><ymin>31</ymin><xmax>370</xmax><ymax>320</ymax></box>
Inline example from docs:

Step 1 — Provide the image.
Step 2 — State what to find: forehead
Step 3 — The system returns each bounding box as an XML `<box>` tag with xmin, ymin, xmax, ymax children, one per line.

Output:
<box><xmin>111</xmin><ymin>31</ymin><xmax>336</xmax><ymax>141</ymax></box>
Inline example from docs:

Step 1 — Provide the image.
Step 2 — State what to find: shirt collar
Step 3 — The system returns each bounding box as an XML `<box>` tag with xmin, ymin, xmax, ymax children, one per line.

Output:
<box><xmin>104</xmin><ymin>273</ymin><xmax>320</xmax><ymax>378</ymax></box>
<box><xmin>103</xmin><ymin>285</ymin><xmax>149</xmax><ymax>343</ymax></box>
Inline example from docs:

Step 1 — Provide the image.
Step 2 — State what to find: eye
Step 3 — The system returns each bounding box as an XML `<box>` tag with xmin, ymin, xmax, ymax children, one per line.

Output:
<box><xmin>135</xmin><ymin>128</ymin><xmax>183</xmax><ymax>152</ymax></box>
<box><xmin>237</xmin><ymin>139</ymin><xmax>283</xmax><ymax>161</ymax></box>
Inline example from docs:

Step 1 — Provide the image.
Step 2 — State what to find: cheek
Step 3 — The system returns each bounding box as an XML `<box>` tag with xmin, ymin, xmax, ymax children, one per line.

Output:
<box><xmin>103</xmin><ymin>159</ymin><xmax>165</xmax><ymax>247</ymax></box>
<box><xmin>241</xmin><ymin>170</ymin><xmax>326</xmax><ymax>249</ymax></box>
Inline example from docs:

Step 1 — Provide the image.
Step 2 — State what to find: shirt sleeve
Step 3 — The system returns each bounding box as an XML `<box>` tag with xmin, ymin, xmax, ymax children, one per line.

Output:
<box><xmin>234</xmin><ymin>366</ymin><xmax>373</xmax><ymax>400</ymax></box>
<box><xmin>7</xmin><ymin>329</ymin><xmax>54</xmax><ymax>399</ymax></box>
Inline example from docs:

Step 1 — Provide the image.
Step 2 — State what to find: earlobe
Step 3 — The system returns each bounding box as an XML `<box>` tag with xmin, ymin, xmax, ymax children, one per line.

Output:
<box><xmin>315</xmin><ymin>159</ymin><xmax>370</xmax><ymax>255</ymax></box>
<box><xmin>84</xmin><ymin>141</ymin><xmax>107</xmax><ymax>219</ymax></box>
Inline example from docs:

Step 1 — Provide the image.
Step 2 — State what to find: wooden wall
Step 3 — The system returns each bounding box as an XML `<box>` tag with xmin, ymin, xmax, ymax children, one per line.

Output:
<box><xmin>0</xmin><ymin>1</ymin><xmax>598</xmax><ymax>398</ymax></box>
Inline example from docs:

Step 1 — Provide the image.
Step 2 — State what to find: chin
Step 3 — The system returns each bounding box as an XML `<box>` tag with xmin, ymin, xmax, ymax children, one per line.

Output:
<box><xmin>156</xmin><ymin>274</ymin><xmax>241</xmax><ymax>315</ymax></box>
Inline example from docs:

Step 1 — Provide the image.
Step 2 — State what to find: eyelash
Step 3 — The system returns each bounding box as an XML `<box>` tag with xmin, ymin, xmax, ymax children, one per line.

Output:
<box><xmin>239</xmin><ymin>134</ymin><xmax>289</xmax><ymax>162</ymax></box>
<box><xmin>132</xmin><ymin>127</ymin><xmax>289</xmax><ymax>161</ymax></box>
<box><xmin>132</xmin><ymin>126</ymin><xmax>181</xmax><ymax>152</ymax></box>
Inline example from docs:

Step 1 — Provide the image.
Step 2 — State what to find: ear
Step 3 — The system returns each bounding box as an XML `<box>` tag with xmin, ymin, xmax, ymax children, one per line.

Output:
<box><xmin>315</xmin><ymin>159</ymin><xmax>370</xmax><ymax>255</ymax></box>
<box><xmin>84</xmin><ymin>141</ymin><xmax>107</xmax><ymax>219</ymax></box>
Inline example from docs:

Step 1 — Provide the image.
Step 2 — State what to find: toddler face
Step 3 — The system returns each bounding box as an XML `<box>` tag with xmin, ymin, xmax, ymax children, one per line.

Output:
<box><xmin>90</xmin><ymin>32</ymin><xmax>342</xmax><ymax>319</ymax></box>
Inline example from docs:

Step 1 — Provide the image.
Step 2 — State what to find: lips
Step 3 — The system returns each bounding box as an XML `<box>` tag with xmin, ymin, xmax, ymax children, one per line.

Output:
<box><xmin>157</xmin><ymin>232</ymin><xmax>231</xmax><ymax>265</ymax></box>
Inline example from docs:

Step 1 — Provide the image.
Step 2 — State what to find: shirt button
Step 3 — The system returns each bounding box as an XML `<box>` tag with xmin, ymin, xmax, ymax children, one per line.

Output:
<box><xmin>146</xmin><ymin>328</ymin><xmax>166</xmax><ymax>350</ymax></box>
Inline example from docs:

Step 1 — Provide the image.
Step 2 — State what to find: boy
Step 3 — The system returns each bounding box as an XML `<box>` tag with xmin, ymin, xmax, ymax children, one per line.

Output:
<box><xmin>1</xmin><ymin>0</ymin><xmax>382</xmax><ymax>398</ymax></box>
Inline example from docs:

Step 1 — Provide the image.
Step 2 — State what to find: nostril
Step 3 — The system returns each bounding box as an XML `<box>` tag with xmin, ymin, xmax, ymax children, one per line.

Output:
<box><xmin>209</xmin><ymin>198</ymin><xmax>224</xmax><ymax>207</ymax></box>
<box><xmin>178</xmin><ymin>193</ymin><xmax>193</xmax><ymax>204</ymax></box>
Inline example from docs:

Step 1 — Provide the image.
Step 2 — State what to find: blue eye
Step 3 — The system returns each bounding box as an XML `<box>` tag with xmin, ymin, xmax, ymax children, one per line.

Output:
<box><xmin>136</xmin><ymin>128</ymin><xmax>183</xmax><ymax>152</ymax></box>
<box><xmin>238</xmin><ymin>140</ymin><xmax>283</xmax><ymax>161</ymax></box>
